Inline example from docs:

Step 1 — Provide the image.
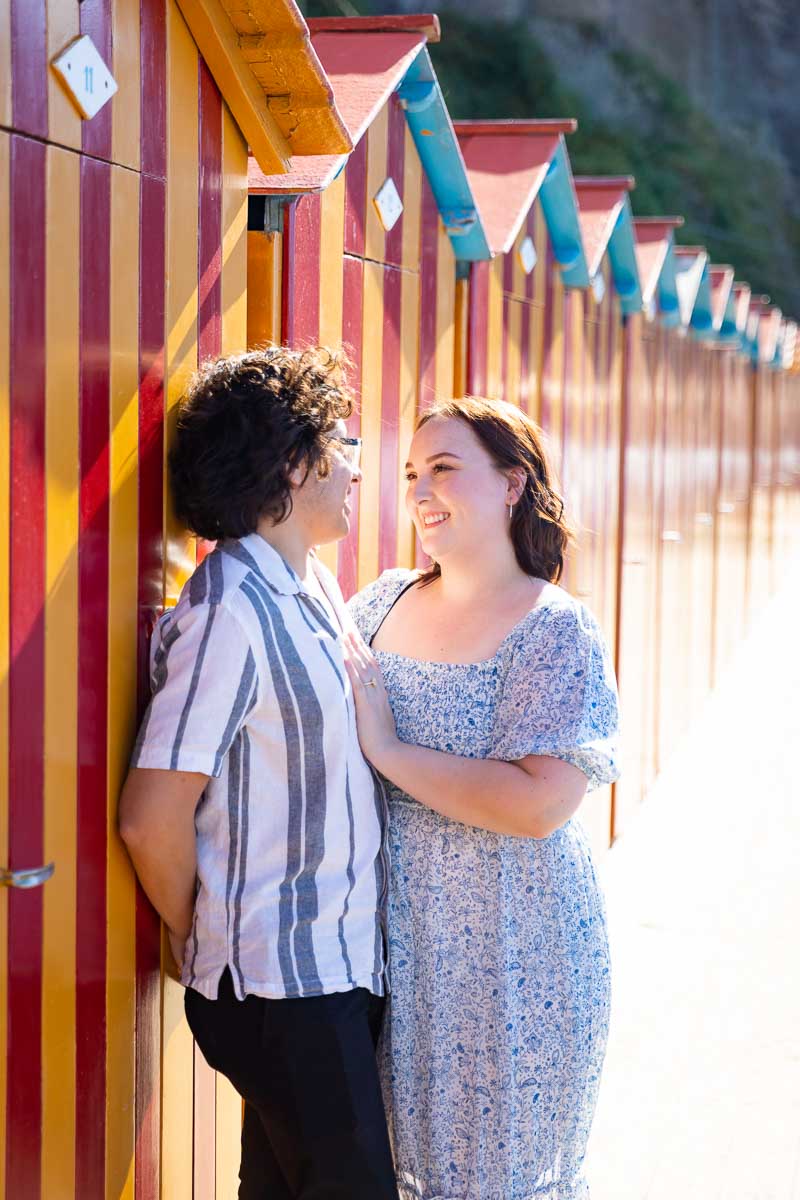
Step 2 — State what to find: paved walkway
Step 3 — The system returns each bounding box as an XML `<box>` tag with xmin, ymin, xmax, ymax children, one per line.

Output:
<box><xmin>585</xmin><ymin>562</ymin><xmax>800</xmax><ymax>1200</ymax></box>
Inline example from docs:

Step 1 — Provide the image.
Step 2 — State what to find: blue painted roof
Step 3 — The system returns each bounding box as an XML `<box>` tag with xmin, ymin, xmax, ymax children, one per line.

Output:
<box><xmin>539</xmin><ymin>142</ymin><xmax>589</xmax><ymax>287</ymax></box>
<box><xmin>657</xmin><ymin>240</ymin><xmax>682</xmax><ymax>328</ymax></box>
<box><xmin>607</xmin><ymin>199</ymin><xmax>643</xmax><ymax>316</ymax></box>
<box><xmin>397</xmin><ymin>50</ymin><xmax>491</xmax><ymax>262</ymax></box>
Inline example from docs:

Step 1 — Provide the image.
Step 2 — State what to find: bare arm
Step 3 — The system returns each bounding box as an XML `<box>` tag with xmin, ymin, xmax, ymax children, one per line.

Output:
<box><xmin>119</xmin><ymin>767</ymin><xmax>209</xmax><ymax>954</ymax></box>
<box><xmin>343</xmin><ymin>633</ymin><xmax>587</xmax><ymax>839</ymax></box>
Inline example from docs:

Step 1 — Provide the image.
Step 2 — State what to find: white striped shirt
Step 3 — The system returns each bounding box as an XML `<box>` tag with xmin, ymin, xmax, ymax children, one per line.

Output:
<box><xmin>132</xmin><ymin>534</ymin><xmax>388</xmax><ymax>1001</ymax></box>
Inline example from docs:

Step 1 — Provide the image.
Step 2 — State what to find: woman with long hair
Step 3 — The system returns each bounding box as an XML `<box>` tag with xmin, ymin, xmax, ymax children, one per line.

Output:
<box><xmin>345</xmin><ymin>396</ymin><xmax>620</xmax><ymax>1200</ymax></box>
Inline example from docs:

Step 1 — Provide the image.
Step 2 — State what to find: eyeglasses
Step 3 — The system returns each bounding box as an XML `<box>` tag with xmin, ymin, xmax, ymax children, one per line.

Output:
<box><xmin>330</xmin><ymin>436</ymin><xmax>362</xmax><ymax>471</ymax></box>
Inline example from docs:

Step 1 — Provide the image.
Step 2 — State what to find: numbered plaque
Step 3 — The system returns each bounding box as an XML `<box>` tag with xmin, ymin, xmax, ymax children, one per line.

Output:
<box><xmin>51</xmin><ymin>35</ymin><xmax>118</xmax><ymax>121</ymax></box>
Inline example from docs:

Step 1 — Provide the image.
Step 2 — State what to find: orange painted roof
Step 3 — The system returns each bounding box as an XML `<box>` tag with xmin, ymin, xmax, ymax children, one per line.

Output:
<box><xmin>454</xmin><ymin>121</ymin><xmax>577</xmax><ymax>255</ymax></box>
<box><xmin>573</xmin><ymin>177</ymin><xmax>635</xmax><ymax>278</ymax></box>
<box><xmin>633</xmin><ymin>217</ymin><xmax>683</xmax><ymax>306</ymax></box>
<box><xmin>249</xmin><ymin>30</ymin><xmax>426</xmax><ymax>193</ymax></box>
<box><xmin>709</xmin><ymin>265</ymin><xmax>735</xmax><ymax>329</ymax></box>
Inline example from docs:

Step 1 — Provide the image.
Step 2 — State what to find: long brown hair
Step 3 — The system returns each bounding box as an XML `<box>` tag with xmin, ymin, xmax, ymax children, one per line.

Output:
<box><xmin>414</xmin><ymin>396</ymin><xmax>573</xmax><ymax>585</ymax></box>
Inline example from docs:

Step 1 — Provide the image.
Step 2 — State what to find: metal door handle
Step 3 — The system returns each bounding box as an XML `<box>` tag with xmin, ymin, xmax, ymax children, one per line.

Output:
<box><xmin>0</xmin><ymin>863</ymin><xmax>55</xmax><ymax>889</ymax></box>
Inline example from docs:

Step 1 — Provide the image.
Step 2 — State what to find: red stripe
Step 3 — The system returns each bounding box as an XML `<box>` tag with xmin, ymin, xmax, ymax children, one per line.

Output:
<box><xmin>136</xmin><ymin>1</ymin><xmax>167</xmax><ymax>1194</ymax></box>
<box><xmin>75</xmin><ymin>153</ymin><xmax>112</xmax><ymax>1200</ymax></box>
<box><xmin>343</xmin><ymin>136</ymin><xmax>367</xmax><ymax>258</ymax></box>
<box><xmin>338</xmin><ymin>255</ymin><xmax>364</xmax><ymax>599</ymax></box>
<box><xmin>378</xmin><ymin>267</ymin><xmax>402</xmax><ymax>573</ymax></box>
<box><xmin>198</xmin><ymin>60</ymin><xmax>223</xmax><ymax>362</ymax></box>
<box><xmin>80</xmin><ymin>0</ymin><xmax>113</xmax><ymax>161</ymax></box>
<box><xmin>519</xmin><ymin>299</ymin><xmax>531</xmax><ymax>414</ymax></box>
<box><xmin>418</xmin><ymin>176</ymin><xmax>437</xmax><ymax>411</ymax></box>
<box><xmin>467</xmin><ymin>261</ymin><xmax>488</xmax><ymax>396</ymax></box>
<box><xmin>283</xmin><ymin>195</ymin><xmax>321</xmax><ymax>349</ymax></box>
<box><xmin>502</xmin><ymin>253</ymin><xmax>513</xmax><ymax>400</ymax></box>
<box><xmin>384</xmin><ymin>97</ymin><xmax>406</xmax><ymax>267</ymax></box>
<box><xmin>6</xmin><ymin>133</ymin><xmax>47</xmax><ymax>1200</ymax></box>
<box><xmin>525</xmin><ymin>207</ymin><xmax>536</xmax><ymax>303</ymax></box>
<box><xmin>10</xmin><ymin>0</ymin><xmax>47</xmax><ymax>138</ymax></box>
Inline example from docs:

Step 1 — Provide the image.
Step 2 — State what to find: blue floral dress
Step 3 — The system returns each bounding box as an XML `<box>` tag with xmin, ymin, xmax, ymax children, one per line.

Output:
<box><xmin>348</xmin><ymin>570</ymin><xmax>621</xmax><ymax>1200</ymax></box>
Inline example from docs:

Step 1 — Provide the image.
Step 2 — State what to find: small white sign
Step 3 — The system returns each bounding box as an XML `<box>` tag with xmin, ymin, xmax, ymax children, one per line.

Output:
<box><xmin>518</xmin><ymin>235</ymin><xmax>537</xmax><ymax>276</ymax></box>
<box><xmin>373</xmin><ymin>177</ymin><xmax>404</xmax><ymax>232</ymax></box>
<box><xmin>51</xmin><ymin>35</ymin><xmax>118</xmax><ymax>121</ymax></box>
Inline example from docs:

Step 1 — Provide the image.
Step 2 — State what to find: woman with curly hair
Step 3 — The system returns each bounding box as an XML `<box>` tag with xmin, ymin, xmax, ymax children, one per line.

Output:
<box><xmin>345</xmin><ymin>396</ymin><xmax>621</xmax><ymax>1200</ymax></box>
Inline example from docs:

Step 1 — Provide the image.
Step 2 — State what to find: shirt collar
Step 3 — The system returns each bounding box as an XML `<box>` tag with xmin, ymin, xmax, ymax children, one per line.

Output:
<box><xmin>222</xmin><ymin>533</ymin><xmax>305</xmax><ymax>597</ymax></box>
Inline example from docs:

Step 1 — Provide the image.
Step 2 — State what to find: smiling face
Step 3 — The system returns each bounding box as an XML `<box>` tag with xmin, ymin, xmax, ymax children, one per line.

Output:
<box><xmin>404</xmin><ymin>416</ymin><xmax>519</xmax><ymax>560</ymax></box>
<box><xmin>292</xmin><ymin>418</ymin><xmax>361</xmax><ymax>545</ymax></box>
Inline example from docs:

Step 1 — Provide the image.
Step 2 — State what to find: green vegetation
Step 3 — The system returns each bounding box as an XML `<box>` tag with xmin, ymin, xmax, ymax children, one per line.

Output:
<box><xmin>300</xmin><ymin>1</ymin><xmax>799</xmax><ymax>315</ymax></box>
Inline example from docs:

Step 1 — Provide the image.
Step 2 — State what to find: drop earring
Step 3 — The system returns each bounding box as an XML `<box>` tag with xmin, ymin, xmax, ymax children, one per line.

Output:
<box><xmin>508</xmin><ymin>503</ymin><xmax>514</xmax><ymax>519</ymax></box>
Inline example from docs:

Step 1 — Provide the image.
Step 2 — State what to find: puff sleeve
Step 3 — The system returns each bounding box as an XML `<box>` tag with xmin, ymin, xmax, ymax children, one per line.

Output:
<box><xmin>490</xmin><ymin>601</ymin><xmax>621</xmax><ymax>791</ymax></box>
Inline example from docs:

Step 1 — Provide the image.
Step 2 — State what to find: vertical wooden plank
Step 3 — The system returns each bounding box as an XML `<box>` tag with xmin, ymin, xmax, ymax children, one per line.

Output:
<box><xmin>7</xmin><ymin>132</ymin><xmax>47</xmax><ymax>1200</ymax></box>
<box><xmin>400</xmin><ymin>125</ymin><xmax>420</xmax><ymax>274</ymax></box>
<box><xmin>0</xmin><ymin>0</ymin><xmax>10</xmax><ymax>127</ymax></box>
<box><xmin>397</xmin><ymin>265</ymin><xmax>420</xmax><ymax>568</ymax></box>
<box><xmin>10</xmin><ymin>0</ymin><xmax>48</xmax><ymax>138</ymax></box>
<box><xmin>284</xmin><ymin>194</ymin><xmax>321</xmax><ymax>350</ymax></box>
<box><xmin>46</xmin><ymin>0</ymin><xmax>82</xmax><ymax>151</ymax></box>
<box><xmin>80</xmin><ymin>0</ymin><xmax>112</xmax><ymax>160</ymax></box>
<box><xmin>364</xmin><ymin>103</ymin><xmax>389</xmax><ymax>265</ymax></box>
<box><xmin>467</xmin><ymin>261</ymin><xmax>489</xmax><ymax>398</ymax></box>
<box><xmin>318</xmin><ymin>171</ymin><xmax>345</xmax><ymax>349</ymax></box>
<box><xmin>434</xmin><ymin>224</ymin><xmax>455</xmax><ymax>405</ymax></box>
<box><xmin>343</xmin><ymin>136</ymin><xmax>367</xmax><ymax>258</ymax></box>
<box><xmin>198</xmin><ymin>60</ymin><xmax>222</xmax><ymax>364</ymax></box>
<box><xmin>106</xmin><ymin>163</ymin><xmax>140</xmax><ymax>1200</ymax></box>
<box><xmin>338</xmin><ymin>255</ymin><xmax>364</xmax><ymax>599</ymax></box>
<box><xmin>246</xmin><ymin>232</ymin><xmax>282</xmax><ymax>348</ymax></box>
<box><xmin>42</xmin><ymin>144</ymin><xmax>79</xmax><ymax>1200</ymax></box>
<box><xmin>384</xmin><ymin>95</ymin><xmax>406</xmax><ymax>269</ymax></box>
<box><xmin>453</xmin><ymin>275</ymin><xmax>469</xmax><ymax>401</ymax></box>
<box><xmin>357</xmin><ymin>260</ymin><xmax>384</xmax><ymax>588</ymax></box>
<box><xmin>505</xmin><ymin>298</ymin><xmax>522</xmax><ymax>409</ymax></box>
<box><xmin>135</xmin><ymin>0</ymin><xmax>167</xmax><ymax>1194</ymax></box>
<box><xmin>112</xmin><ymin>0</ymin><xmax>142</xmax><ymax>170</ymax></box>
<box><xmin>0</xmin><ymin>131</ymin><xmax>10</xmax><ymax>1200</ymax></box>
<box><xmin>378</xmin><ymin>266</ymin><xmax>402</xmax><ymax>574</ymax></box>
<box><xmin>485</xmin><ymin>257</ymin><xmax>504</xmax><ymax>401</ymax></box>
<box><xmin>161</xmin><ymin>8</ymin><xmax>199</xmax><ymax>1198</ymax></box>
<box><xmin>418</xmin><ymin>176</ymin><xmax>437</xmax><ymax>411</ymax></box>
<box><xmin>76</xmin><ymin>149</ymin><xmax>112</xmax><ymax>1200</ymax></box>
<box><xmin>220</xmin><ymin>103</ymin><xmax>248</xmax><ymax>355</ymax></box>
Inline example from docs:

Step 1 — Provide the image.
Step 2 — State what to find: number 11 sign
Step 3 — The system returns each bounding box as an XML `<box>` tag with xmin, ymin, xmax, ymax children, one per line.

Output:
<box><xmin>51</xmin><ymin>35</ymin><xmax>118</xmax><ymax>121</ymax></box>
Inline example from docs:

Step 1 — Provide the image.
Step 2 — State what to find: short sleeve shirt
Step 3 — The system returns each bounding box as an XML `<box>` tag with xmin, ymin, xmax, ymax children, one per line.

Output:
<box><xmin>132</xmin><ymin>534</ymin><xmax>388</xmax><ymax>1001</ymax></box>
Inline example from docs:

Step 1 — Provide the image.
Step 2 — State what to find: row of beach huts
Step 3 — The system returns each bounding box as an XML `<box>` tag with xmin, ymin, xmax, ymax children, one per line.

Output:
<box><xmin>2</xmin><ymin>2</ymin><xmax>798</xmax><ymax>1196</ymax></box>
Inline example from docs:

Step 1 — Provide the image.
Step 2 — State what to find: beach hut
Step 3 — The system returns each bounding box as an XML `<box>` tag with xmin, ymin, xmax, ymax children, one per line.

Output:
<box><xmin>247</xmin><ymin>14</ymin><xmax>491</xmax><ymax>596</ymax></box>
<box><xmin>1</xmin><ymin>1</ymin><xmax>349</xmax><ymax>1194</ymax></box>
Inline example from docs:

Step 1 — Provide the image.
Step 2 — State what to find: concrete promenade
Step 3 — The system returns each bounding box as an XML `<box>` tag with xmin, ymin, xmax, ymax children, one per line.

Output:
<box><xmin>585</xmin><ymin>562</ymin><xmax>800</xmax><ymax>1200</ymax></box>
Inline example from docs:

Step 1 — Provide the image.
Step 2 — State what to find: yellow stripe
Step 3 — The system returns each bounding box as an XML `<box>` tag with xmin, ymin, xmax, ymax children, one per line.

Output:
<box><xmin>364</xmin><ymin>104</ymin><xmax>389</xmax><ymax>264</ymax></box>
<box><xmin>401</xmin><ymin>125</ymin><xmax>421</xmax><ymax>273</ymax></box>
<box><xmin>105</xmin><ymin>162</ymin><xmax>140</xmax><ymax>1200</ymax></box>
<box><xmin>246</xmin><ymin>231</ymin><xmax>282</xmax><ymax>348</ymax></box>
<box><xmin>318</xmin><ymin>169</ymin><xmax>345</xmax><ymax>349</ymax></box>
<box><xmin>221</xmin><ymin>102</ymin><xmax>248</xmax><ymax>356</ymax></box>
<box><xmin>505</xmin><ymin>298</ymin><xmax>522</xmax><ymax>408</ymax></box>
<box><xmin>0</xmin><ymin>129</ymin><xmax>10</xmax><ymax>1200</ymax></box>
<box><xmin>434</xmin><ymin>222</ymin><xmax>455</xmax><ymax>403</ymax></box>
<box><xmin>357</xmin><ymin>260</ymin><xmax>383</xmax><ymax>588</ymax></box>
<box><xmin>453</xmin><ymin>275</ymin><xmax>468</xmax><ymax>400</ymax></box>
<box><xmin>547</xmin><ymin>270</ymin><xmax>565</xmax><ymax>481</ymax></box>
<box><xmin>111</xmin><ymin>0</ymin><xmax>141</xmax><ymax>170</ymax></box>
<box><xmin>529</xmin><ymin>295</ymin><xmax>545</xmax><ymax>423</ymax></box>
<box><xmin>47</xmin><ymin>0</ymin><xmax>82</xmax><ymax>150</ymax></box>
<box><xmin>162</xmin><ymin>9</ymin><xmax>199</xmax><ymax>1196</ymax></box>
<box><xmin>163</xmin><ymin>1</ymin><xmax>200</xmax><ymax>609</ymax></box>
<box><xmin>397</xmin><ymin>265</ymin><xmax>420</xmax><ymax>567</ymax></box>
<box><xmin>533</xmin><ymin>203</ymin><xmax>547</xmax><ymax>309</ymax></box>
<box><xmin>41</xmin><ymin>144</ymin><xmax>79</xmax><ymax>1200</ymax></box>
<box><xmin>511</xmin><ymin>226</ymin><xmax>526</xmax><ymax>301</ymax></box>
<box><xmin>486</xmin><ymin>257</ymin><xmax>504</xmax><ymax>401</ymax></box>
<box><xmin>0</xmin><ymin>0</ymin><xmax>9</xmax><ymax>128</ymax></box>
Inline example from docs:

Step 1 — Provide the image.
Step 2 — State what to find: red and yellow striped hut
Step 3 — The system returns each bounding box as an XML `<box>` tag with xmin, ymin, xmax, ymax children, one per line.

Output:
<box><xmin>1</xmin><ymin>0</ymin><xmax>350</xmax><ymax>1195</ymax></box>
<box><xmin>612</xmin><ymin>215</ymin><xmax>684</xmax><ymax>830</ymax></box>
<box><xmin>247</xmin><ymin>13</ymin><xmax>491</xmax><ymax>598</ymax></box>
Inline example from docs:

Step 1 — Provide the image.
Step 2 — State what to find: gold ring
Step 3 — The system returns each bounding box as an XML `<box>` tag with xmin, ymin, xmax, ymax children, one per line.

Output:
<box><xmin>365</xmin><ymin>678</ymin><xmax>377</xmax><ymax>688</ymax></box>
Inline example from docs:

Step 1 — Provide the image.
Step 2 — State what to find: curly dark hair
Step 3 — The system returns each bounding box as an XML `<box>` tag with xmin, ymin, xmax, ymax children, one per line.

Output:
<box><xmin>169</xmin><ymin>345</ymin><xmax>354</xmax><ymax>540</ymax></box>
<box><xmin>416</xmin><ymin>395</ymin><xmax>574</xmax><ymax>585</ymax></box>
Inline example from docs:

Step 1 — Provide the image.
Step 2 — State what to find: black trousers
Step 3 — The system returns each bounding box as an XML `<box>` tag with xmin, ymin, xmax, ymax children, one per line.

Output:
<box><xmin>185</xmin><ymin>969</ymin><xmax>399</xmax><ymax>1200</ymax></box>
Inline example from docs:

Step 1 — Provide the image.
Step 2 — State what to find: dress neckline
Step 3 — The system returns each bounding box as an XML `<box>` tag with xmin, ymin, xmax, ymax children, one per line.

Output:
<box><xmin>371</xmin><ymin>578</ymin><xmax>570</xmax><ymax>669</ymax></box>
